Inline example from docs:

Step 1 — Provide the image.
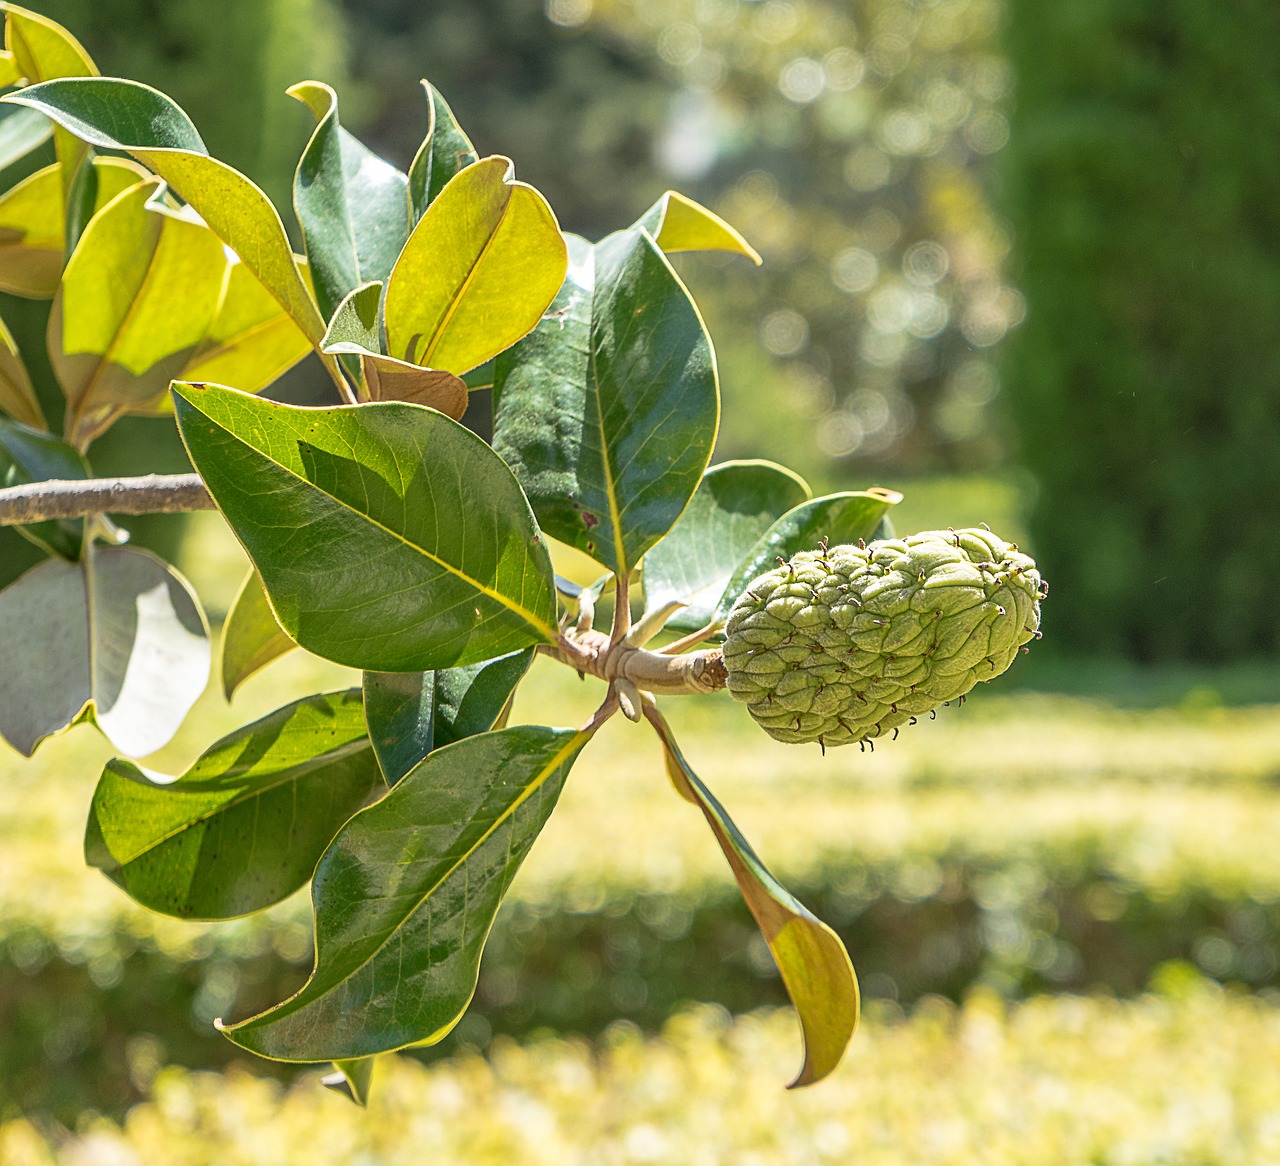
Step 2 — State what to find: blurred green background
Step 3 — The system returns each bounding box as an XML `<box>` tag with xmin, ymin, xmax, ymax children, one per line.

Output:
<box><xmin>4</xmin><ymin>0</ymin><xmax>1280</xmax><ymax>1159</ymax></box>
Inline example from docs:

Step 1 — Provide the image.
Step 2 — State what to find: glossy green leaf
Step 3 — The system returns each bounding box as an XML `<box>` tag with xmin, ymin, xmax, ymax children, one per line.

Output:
<box><xmin>638</xmin><ymin>190</ymin><xmax>763</xmax><ymax>264</ymax></box>
<box><xmin>85</xmin><ymin>689</ymin><xmax>380</xmax><ymax>920</ymax></box>
<box><xmin>51</xmin><ymin>178</ymin><xmax>230</xmax><ymax>444</ymax></box>
<box><xmin>173</xmin><ymin>382</ymin><xmax>559</xmax><ymax>672</ymax></box>
<box><xmin>0</xmin><ymin>157</ymin><xmax>148</xmax><ymax>298</ymax></box>
<box><xmin>2</xmin><ymin>78</ymin><xmax>334</xmax><ymax>371</ymax></box>
<box><xmin>0</xmin><ymin>545</ymin><xmax>209</xmax><ymax>757</ymax></box>
<box><xmin>219</xmin><ymin>725</ymin><xmax>588</xmax><ymax>1061</ymax></box>
<box><xmin>384</xmin><ymin>155</ymin><xmax>567</xmax><ymax>376</ymax></box>
<box><xmin>643</xmin><ymin>460</ymin><xmax>811</xmax><ymax>635</ymax></box>
<box><xmin>0</xmin><ymin>311</ymin><xmax>42</xmax><ymax>428</ymax></box>
<box><xmin>362</xmin><ymin>647</ymin><xmax>535</xmax><ymax>785</ymax></box>
<box><xmin>1</xmin><ymin>4</ymin><xmax>98</xmax><ymax>195</ymax></box>
<box><xmin>407</xmin><ymin>82</ymin><xmax>478</xmax><ymax>223</ymax></box>
<box><xmin>647</xmin><ymin>707</ymin><xmax>858</xmax><ymax>1088</ymax></box>
<box><xmin>0</xmin><ymin>104</ymin><xmax>53</xmax><ymax>172</ymax></box>
<box><xmin>322</xmin><ymin>1058</ymin><xmax>376</xmax><ymax>1106</ymax></box>
<box><xmin>220</xmin><ymin>568</ymin><xmax>297</xmax><ymax>699</ymax></box>
<box><xmin>289</xmin><ymin>81</ymin><xmax>410</xmax><ymax>324</ymax></box>
<box><xmin>714</xmin><ymin>489</ymin><xmax>903</xmax><ymax>622</ymax></box>
<box><xmin>0</xmin><ymin>417</ymin><xmax>89</xmax><ymax>558</ymax></box>
<box><xmin>180</xmin><ymin>257</ymin><xmax>313</xmax><ymax>394</ymax></box>
<box><xmin>494</xmin><ymin>228</ymin><xmax>718</xmax><ymax>578</ymax></box>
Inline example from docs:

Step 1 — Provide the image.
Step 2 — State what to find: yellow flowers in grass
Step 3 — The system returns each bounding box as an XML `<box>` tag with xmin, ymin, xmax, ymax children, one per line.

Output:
<box><xmin>4</xmin><ymin>986</ymin><xmax>1280</xmax><ymax>1165</ymax></box>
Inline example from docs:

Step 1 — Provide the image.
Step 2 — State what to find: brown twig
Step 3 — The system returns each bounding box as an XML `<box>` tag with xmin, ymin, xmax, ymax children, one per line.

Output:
<box><xmin>0</xmin><ymin>474</ymin><xmax>215</xmax><ymax>526</ymax></box>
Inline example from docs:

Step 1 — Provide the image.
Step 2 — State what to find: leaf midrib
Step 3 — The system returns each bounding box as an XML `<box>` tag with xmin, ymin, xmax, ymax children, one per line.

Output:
<box><xmin>248</xmin><ymin>729</ymin><xmax>586</xmax><ymax>1026</ymax></box>
<box><xmin>417</xmin><ymin>176</ymin><xmax>513</xmax><ymax>369</ymax></box>
<box><xmin>583</xmin><ymin>244</ymin><xmax>629</xmax><ymax>577</ymax></box>
<box><xmin>195</xmin><ymin>397</ymin><xmax>558</xmax><ymax>644</ymax></box>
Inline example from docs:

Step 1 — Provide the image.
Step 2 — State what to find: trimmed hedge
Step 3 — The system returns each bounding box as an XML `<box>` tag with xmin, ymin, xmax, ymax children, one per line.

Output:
<box><xmin>1000</xmin><ymin>1</ymin><xmax>1280</xmax><ymax>660</ymax></box>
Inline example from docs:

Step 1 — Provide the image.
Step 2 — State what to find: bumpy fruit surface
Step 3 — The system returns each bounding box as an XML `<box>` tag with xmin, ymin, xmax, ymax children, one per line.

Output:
<box><xmin>722</xmin><ymin>528</ymin><xmax>1044</xmax><ymax>747</ymax></box>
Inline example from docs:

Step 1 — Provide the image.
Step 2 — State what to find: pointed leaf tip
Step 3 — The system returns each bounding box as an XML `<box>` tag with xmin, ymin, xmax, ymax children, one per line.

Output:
<box><xmin>219</xmin><ymin>726</ymin><xmax>588</xmax><ymax>1061</ymax></box>
<box><xmin>646</xmin><ymin>707</ymin><xmax>858</xmax><ymax>1086</ymax></box>
<box><xmin>641</xmin><ymin>191</ymin><xmax>763</xmax><ymax>265</ymax></box>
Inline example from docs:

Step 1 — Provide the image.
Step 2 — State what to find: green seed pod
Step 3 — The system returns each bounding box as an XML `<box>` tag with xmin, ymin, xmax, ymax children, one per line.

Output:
<box><xmin>722</xmin><ymin>529</ymin><xmax>1045</xmax><ymax>747</ymax></box>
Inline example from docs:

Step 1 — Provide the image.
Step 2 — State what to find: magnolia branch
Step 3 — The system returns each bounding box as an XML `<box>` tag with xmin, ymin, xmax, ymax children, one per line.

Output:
<box><xmin>0</xmin><ymin>473</ymin><xmax>215</xmax><ymax>526</ymax></box>
<box><xmin>0</xmin><ymin>472</ymin><xmax>727</xmax><ymax>700</ymax></box>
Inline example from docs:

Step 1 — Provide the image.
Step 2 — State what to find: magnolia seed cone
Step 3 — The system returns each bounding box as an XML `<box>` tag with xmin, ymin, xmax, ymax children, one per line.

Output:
<box><xmin>722</xmin><ymin>528</ymin><xmax>1045</xmax><ymax>747</ymax></box>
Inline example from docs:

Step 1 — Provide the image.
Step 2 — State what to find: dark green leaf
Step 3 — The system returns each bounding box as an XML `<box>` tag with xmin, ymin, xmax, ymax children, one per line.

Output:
<box><xmin>643</xmin><ymin>460</ymin><xmax>811</xmax><ymax>634</ymax></box>
<box><xmin>407</xmin><ymin>82</ymin><xmax>478</xmax><ymax>223</ymax></box>
<box><xmin>84</xmin><ymin>690</ymin><xmax>380</xmax><ymax>920</ymax></box>
<box><xmin>714</xmin><ymin>489</ymin><xmax>902</xmax><ymax>622</ymax></box>
<box><xmin>219</xmin><ymin>725</ymin><xmax>588</xmax><ymax>1061</ymax></box>
<box><xmin>647</xmin><ymin>707</ymin><xmax>858</xmax><ymax>1088</ymax></box>
<box><xmin>0</xmin><ymin>545</ymin><xmax>209</xmax><ymax>757</ymax></box>
<box><xmin>460</xmin><ymin>359</ymin><xmax>495</xmax><ymax>391</ymax></box>
<box><xmin>172</xmin><ymin>382</ymin><xmax>558</xmax><ymax>672</ymax></box>
<box><xmin>63</xmin><ymin>145</ymin><xmax>104</xmax><ymax>260</ymax></box>
<box><xmin>362</xmin><ymin>647</ymin><xmax>535</xmax><ymax>785</ymax></box>
<box><xmin>0</xmin><ymin>416</ymin><xmax>88</xmax><ymax>558</ymax></box>
<box><xmin>493</xmin><ymin>228</ymin><xmax>718</xmax><ymax>578</ymax></box>
<box><xmin>220</xmin><ymin>568</ymin><xmax>297</xmax><ymax>700</ymax></box>
<box><xmin>2</xmin><ymin>77</ymin><xmax>207</xmax><ymax>153</ymax></box>
<box><xmin>289</xmin><ymin>82</ymin><xmax>410</xmax><ymax>324</ymax></box>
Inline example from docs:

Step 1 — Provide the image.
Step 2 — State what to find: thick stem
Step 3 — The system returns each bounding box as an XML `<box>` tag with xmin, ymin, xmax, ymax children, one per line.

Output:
<box><xmin>548</xmin><ymin>628</ymin><xmax>727</xmax><ymax>696</ymax></box>
<box><xmin>0</xmin><ymin>473</ymin><xmax>214</xmax><ymax>526</ymax></box>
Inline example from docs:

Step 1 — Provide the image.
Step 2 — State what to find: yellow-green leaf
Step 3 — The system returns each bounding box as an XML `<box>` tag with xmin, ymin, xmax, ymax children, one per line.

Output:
<box><xmin>647</xmin><ymin>707</ymin><xmax>859</xmax><ymax>1088</ymax></box>
<box><xmin>220</xmin><ymin>568</ymin><xmax>297</xmax><ymax>700</ymax></box>
<box><xmin>0</xmin><ymin>312</ymin><xmax>42</xmax><ymax>428</ymax></box>
<box><xmin>2</xmin><ymin>78</ymin><xmax>338</xmax><ymax>387</ymax></box>
<box><xmin>1</xmin><ymin>3</ymin><xmax>98</xmax><ymax>195</ymax></box>
<box><xmin>2</xmin><ymin>3</ymin><xmax>96</xmax><ymax>81</ymax></box>
<box><xmin>0</xmin><ymin>157</ymin><xmax>148</xmax><ymax>298</ymax></box>
<box><xmin>639</xmin><ymin>191</ymin><xmax>763</xmax><ymax>265</ymax></box>
<box><xmin>384</xmin><ymin>156</ymin><xmax>567</xmax><ymax>375</ymax></box>
<box><xmin>50</xmin><ymin>179</ymin><xmax>229</xmax><ymax>445</ymax></box>
<box><xmin>182</xmin><ymin>258</ymin><xmax>311</xmax><ymax>394</ymax></box>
